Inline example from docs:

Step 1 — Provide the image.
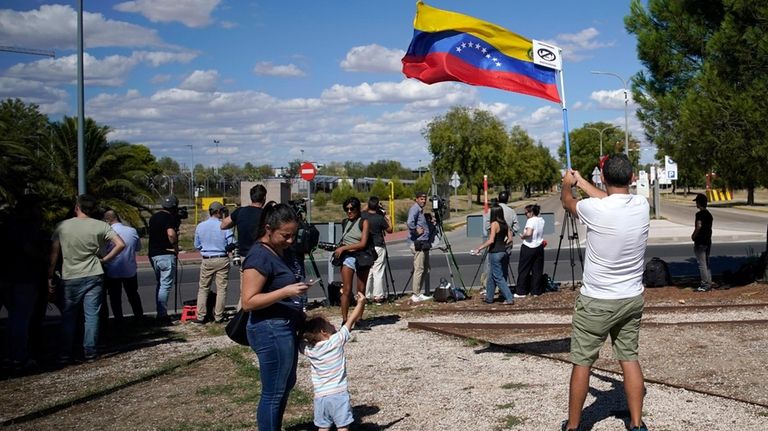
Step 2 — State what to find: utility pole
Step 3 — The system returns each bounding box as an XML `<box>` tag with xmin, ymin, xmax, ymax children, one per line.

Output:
<box><xmin>76</xmin><ymin>0</ymin><xmax>86</xmax><ymax>195</ymax></box>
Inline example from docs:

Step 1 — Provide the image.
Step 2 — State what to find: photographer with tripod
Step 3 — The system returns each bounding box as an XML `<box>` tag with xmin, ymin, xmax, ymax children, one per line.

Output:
<box><xmin>406</xmin><ymin>192</ymin><xmax>432</xmax><ymax>302</ymax></box>
<box><xmin>362</xmin><ymin>196</ymin><xmax>392</xmax><ymax>303</ymax></box>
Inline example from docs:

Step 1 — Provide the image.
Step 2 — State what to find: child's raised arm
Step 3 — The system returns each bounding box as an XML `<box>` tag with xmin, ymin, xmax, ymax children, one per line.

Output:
<box><xmin>344</xmin><ymin>292</ymin><xmax>367</xmax><ymax>331</ymax></box>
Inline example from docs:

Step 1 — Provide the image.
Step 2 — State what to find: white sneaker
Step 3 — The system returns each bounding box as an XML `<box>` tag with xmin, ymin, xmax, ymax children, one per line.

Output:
<box><xmin>418</xmin><ymin>294</ymin><xmax>433</xmax><ymax>301</ymax></box>
<box><xmin>411</xmin><ymin>294</ymin><xmax>421</xmax><ymax>302</ymax></box>
<box><xmin>513</xmin><ymin>293</ymin><xmax>527</xmax><ymax>299</ymax></box>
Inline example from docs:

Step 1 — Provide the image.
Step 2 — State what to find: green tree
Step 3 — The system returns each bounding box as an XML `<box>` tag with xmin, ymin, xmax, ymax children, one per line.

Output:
<box><xmin>0</xmin><ymin>98</ymin><xmax>50</xmax><ymax>209</ymax></box>
<box><xmin>560</xmin><ymin>122</ymin><xmax>626</xmax><ymax>178</ymax></box>
<box><xmin>424</xmin><ymin>106</ymin><xmax>508</xmax><ymax>203</ymax></box>
<box><xmin>625</xmin><ymin>0</ymin><xmax>768</xmax><ymax>203</ymax></box>
<box><xmin>43</xmin><ymin>115</ymin><xmax>160</xmax><ymax>226</ymax></box>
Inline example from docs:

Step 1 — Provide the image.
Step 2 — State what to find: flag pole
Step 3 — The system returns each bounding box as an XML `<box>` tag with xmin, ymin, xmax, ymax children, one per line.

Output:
<box><xmin>558</xmin><ymin>65</ymin><xmax>572</xmax><ymax>170</ymax></box>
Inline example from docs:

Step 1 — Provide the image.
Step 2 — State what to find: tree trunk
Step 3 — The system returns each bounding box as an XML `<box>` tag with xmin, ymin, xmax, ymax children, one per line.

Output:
<box><xmin>747</xmin><ymin>186</ymin><xmax>755</xmax><ymax>205</ymax></box>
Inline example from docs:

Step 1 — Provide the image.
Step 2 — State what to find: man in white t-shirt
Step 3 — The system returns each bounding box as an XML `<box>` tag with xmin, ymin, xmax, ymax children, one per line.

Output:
<box><xmin>560</xmin><ymin>154</ymin><xmax>649</xmax><ymax>431</ymax></box>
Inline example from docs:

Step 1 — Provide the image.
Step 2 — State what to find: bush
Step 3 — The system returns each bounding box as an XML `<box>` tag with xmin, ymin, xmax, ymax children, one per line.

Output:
<box><xmin>313</xmin><ymin>192</ymin><xmax>329</xmax><ymax>208</ymax></box>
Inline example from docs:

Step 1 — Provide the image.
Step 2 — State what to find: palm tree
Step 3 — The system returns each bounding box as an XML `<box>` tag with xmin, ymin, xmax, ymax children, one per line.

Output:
<box><xmin>42</xmin><ymin>116</ymin><xmax>160</xmax><ymax>227</ymax></box>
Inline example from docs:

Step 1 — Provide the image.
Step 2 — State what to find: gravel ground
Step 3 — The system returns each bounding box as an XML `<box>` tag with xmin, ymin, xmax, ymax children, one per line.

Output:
<box><xmin>3</xmin><ymin>284</ymin><xmax>768</xmax><ymax>430</ymax></box>
<box><xmin>312</xmin><ymin>309</ymin><xmax>768</xmax><ymax>430</ymax></box>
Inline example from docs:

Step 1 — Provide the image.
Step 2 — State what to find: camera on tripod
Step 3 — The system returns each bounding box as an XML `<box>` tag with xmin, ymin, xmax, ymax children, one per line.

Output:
<box><xmin>226</xmin><ymin>242</ymin><xmax>241</xmax><ymax>266</ymax></box>
<box><xmin>430</xmin><ymin>195</ymin><xmax>447</xmax><ymax>223</ymax></box>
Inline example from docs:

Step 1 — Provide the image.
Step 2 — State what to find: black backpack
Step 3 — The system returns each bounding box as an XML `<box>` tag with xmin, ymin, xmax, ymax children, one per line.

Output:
<box><xmin>643</xmin><ymin>257</ymin><xmax>671</xmax><ymax>287</ymax></box>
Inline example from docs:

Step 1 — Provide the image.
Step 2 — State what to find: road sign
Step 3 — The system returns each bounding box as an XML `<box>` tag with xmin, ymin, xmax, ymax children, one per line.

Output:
<box><xmin>300</xmin><ymin>162</ymin><xmax>316</xmax><ymax>181</ymax></box>
<box><xmin>450</xmin><ymin>171</ymin><xmax>460</xmax><ymax>189</ymax></box>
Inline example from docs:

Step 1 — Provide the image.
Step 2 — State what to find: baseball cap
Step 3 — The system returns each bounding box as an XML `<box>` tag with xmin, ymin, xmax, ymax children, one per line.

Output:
<box><xmin>209</xmin><ymin>201</ymin><xmax>224</xmax><ymax>212</ymax></box>
<box><xmin>161</xmin><ymin>195</ymin><xmax>178</xmax><ymax>209</ymax></box>
<box><xmin>693</xmin><ymin>193</ymin><xmax>707</xmax><ymax>206</ymax></box>
<box><xmin>415</xmin><ymin>191</ymin><xmax>427</xmax><ymax>198</ymax></box>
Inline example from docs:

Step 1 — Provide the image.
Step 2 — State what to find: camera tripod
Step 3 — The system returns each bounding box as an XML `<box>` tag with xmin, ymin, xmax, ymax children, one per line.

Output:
<box><xmin>469</xmin><ymin>246</ymin><xmax>517</xmax><ymax>289</ymax></box>
<box><xmin>552</xmin><ymin>209</ymin><xmax>584</xmax><ymax>289</ymax></box>
<box><xmin>304</xmin><ymin>250</ymin><xmax>331</xmax><ymax>306</ymax></box>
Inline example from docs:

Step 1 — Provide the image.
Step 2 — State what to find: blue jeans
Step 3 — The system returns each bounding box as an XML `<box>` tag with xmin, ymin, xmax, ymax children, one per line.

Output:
<box><xmin>247</xmin><ymin>317</ymin><xmax>299</xmax><ymax>431</ymax></box>
<box><xmin>61</xmin><ymin>275</ymin><xmax>103</xmax><ymax>358</ymax></box>
<box><xmin>486</xmin><ymin>251</ymin><xmax>514</xmax><ymax>302</ymax></box>
<box><xmin>151</xmin><ymin>254</ymin><xmax>176</xmax><ymax>318</ymax></box>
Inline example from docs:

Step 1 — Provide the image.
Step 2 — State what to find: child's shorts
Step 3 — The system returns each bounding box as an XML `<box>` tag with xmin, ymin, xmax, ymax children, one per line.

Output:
<box><xmin>314</xmin><ymin>391</ymin><xmax>354</xmax><ymax>429</ymax></box>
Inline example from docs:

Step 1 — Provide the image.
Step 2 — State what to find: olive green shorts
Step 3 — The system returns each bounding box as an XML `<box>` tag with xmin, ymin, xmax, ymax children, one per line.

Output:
<box><xmin>570</xmin><ymin>293</ymin><xmax>644</xmax><ymax>366</ymax></box>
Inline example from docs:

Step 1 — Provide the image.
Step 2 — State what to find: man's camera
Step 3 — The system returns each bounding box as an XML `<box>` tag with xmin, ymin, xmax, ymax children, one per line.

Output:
<box><xmin>176</xmin><ymin>206</ymin><xmax>189</xmax><ymax>220</ymax></box>
<box><xmin>226</xmin><ymin>242</ymin><xmax>241</xmax><ymax>266</ymax></box>
<box><xmin>430</xmin><ymin>195</ymin><xmax>447</xmax><ymax>222</ymax></box>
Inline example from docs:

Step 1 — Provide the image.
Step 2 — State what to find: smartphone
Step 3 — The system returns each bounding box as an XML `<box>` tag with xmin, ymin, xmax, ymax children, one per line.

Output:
<box><xmin>305</xmin><ymin>278</ymin><xmax>320</xmax><ymax>286</ymax></box>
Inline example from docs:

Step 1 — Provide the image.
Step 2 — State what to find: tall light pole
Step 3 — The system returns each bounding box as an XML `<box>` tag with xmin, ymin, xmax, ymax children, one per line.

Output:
<box><xmin>591</xmin><ymin>71</ymin><xmax>629</xmax><ymax>158</ymax></box>
<box><xmin>586</xmin><ymin>125</ymin><xmax>614</xmax><ymax>158</ymax></box>
<box><xmin>76</xmin><ymin>0</ymin><xmax>86</xmax><ymax>194</ymax></box>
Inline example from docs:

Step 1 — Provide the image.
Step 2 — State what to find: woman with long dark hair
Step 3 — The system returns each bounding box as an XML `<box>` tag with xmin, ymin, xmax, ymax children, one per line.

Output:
<box><xmin>515</xmin><ymin>204</ymin><xmax>546</xmax><ymax>297</ymax></box>
<box><xmin>472</xmin><ymin>205</ymin><xmax>515</xmax><ymax>304</ymax></box>
<box><xmin>240</xmin><ymin>202</ymin><xmax>309</xmax><ymax>430</ymax></box>
<box><xmin>333</xmin><ymin>197</ymin><xmax>373</xmax><ymax>323</ymax></box>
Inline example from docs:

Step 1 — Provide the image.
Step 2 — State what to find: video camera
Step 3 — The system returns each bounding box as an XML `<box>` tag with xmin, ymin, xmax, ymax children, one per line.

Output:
<box><xmin>430</xmin><ymin>195</ymin><xmax>447</xmax><ymax>224</ymax></box>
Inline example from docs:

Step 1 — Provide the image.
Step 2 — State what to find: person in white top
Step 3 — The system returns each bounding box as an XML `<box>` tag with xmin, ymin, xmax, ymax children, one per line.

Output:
<box><xmin>102</xmin><ymin>210</ymin><xmax>143</xmax><ymax>322</ymax></box>
<box><xmin>559</xmin><ymin>153</ymin><xmax>650</xmax><ymax>431</ymax></box>
<box><xmin>514</xmin><ymin>204</ymin><xmax>546</xmax><ymax>297</ymax></box>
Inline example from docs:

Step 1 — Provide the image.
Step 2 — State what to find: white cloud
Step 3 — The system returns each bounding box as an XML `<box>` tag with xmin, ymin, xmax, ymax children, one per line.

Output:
<box><xmin>114</xmin><ymin>0</ymin><xmax>221</xmax><ymax>28</ymax></box>
<box><xmin>4</xmin><ymin>51</ymin><xmax>197</xmax><ymax>87</ymax></box>
<box><xmin>340</xmin><ymin>44</ymin><xmax>405</xmax><ymax>73</ymax></box>
<box><xmin>590</xmin><ymin>89</ymin><xmax>634</xmax><ymax>109</ymax></box>
<box><xmin>548</xmin><ymin>27</ymin><xmax>613</xmax><ymax>62</ymax></box>
<box><xmin>0</xmin><ymin>4</ymin><xmax>167</xmax><ymax>50</ymax></box>
<box><xmin>322</xmin><ymin>79</ymin><xmax>473</xmax><ymax>105</ymax></box>
<box><xmin>179</xmin><ymin>70</ymin><xmax>219</xmax><ymax>92</ymax></box>
<box><xmin>0</xmin><ymin>77</ymin><xmax>69</xmax><ymax>114</ymax></box>
<box><xmin>253</xmin><ymin>62</ymin><xmax>306</xmax><ymax>77</ymax></box>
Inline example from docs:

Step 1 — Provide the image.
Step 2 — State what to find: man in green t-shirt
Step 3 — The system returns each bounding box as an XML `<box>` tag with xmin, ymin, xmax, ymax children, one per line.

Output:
<box><xmin>48</xmin><ymin>195</ymin><xmax>125</xmax><ymax>362</ymax></box>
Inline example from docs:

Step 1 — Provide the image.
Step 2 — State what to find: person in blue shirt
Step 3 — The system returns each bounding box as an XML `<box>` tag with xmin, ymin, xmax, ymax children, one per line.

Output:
<box><xmin>102</xmin><ymin>210</ymin><xmax>143</xmax><ymax>323</ymax></box>
<box><xmin>406</xmin><ymin>191</ymin><xmax>432</xmax><ymax>302</ymax></box>
<box><xmin>194</xmin><ymin>201</ymin><xmax>234</xmax><ymax>323</ymax></box>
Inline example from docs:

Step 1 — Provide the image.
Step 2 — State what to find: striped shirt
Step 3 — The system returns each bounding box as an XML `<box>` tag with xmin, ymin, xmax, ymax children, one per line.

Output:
<box><xmin>302</xmin><ymin>326</ymin><xmax>350</xmax><ymax>398</ymax></box>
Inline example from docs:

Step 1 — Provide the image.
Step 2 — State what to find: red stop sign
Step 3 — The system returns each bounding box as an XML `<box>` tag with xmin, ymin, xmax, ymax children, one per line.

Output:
<box><xmin>300</xmin><ymin>162</ymin><xmax>316</xmax><ymax>181</ymax></box>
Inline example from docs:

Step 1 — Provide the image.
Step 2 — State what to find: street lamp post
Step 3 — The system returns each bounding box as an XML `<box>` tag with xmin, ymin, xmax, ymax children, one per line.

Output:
<box><xmin>586</xmin><ymin>125</ymin><xmax>614</xmax><ymax>158</ymax></box>
<box><xmin>591</xmin><ymin>71</ymin><xmax>629</xmax><ymax>158</ymax></box>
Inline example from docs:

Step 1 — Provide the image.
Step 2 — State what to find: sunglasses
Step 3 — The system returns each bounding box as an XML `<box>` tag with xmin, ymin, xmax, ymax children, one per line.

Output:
<box><xmin>345</xmin><ymin>207</ymin><xmax>357</xmax><ymax>212</ymax></box>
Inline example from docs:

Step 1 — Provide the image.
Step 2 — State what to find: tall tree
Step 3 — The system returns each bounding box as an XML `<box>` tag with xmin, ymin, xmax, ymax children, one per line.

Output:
<box><xmin>626</xmin><ymin>0</ymin><xmax>768</xmax><ymax>203</ymax></box>
<box><xmin>424</xmin><ymin>106</ymin><xmax>508</xmax><ymax>203</ymax></box>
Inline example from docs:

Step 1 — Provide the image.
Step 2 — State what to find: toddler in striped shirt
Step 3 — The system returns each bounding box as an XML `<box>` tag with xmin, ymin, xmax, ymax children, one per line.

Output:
<box><xmin>300</xmin><ymin>292</ymin><xmax>367</xmax><ymax>431</ymax></box>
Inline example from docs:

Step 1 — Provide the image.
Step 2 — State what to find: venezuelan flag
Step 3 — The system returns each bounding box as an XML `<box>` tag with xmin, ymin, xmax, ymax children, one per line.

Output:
<box><xmin>402</xmin><ymin>1</ymin><xmax>561</xmax><ymax>104</ymax></box>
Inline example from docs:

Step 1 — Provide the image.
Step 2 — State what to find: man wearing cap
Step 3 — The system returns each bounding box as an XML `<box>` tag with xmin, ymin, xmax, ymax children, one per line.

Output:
<box><xmin>691</xmin><ymin>193</ymin><xmax>713</xmax><ymax>292</ymax></box>
<box><xmin>193</xmin><ymin>202</ymin><xmax>234</xmax><ymax>323</ymax></box>
<box><xmin>406</xmin><ymin>191</ymin><xmax>432</xmax><ymax>302</ymax></box>
<box><xmin>148</xmin><ymin>195</ymin><xmax>180</xmax><ymax>324</ymax></box>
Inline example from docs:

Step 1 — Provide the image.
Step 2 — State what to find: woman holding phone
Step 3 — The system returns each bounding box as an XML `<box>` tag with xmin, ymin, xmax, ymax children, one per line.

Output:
<box><xmin>240</xmin><ymin>202</ymin><xmax>309</xmax><ymax>430</ymax></box>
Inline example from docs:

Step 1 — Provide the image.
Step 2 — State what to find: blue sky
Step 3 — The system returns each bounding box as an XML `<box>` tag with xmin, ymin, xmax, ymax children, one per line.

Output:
<box><xmin>0</xmin><ymin>0</ymin><xmax>654</xmax><ymax>171</ymax></box>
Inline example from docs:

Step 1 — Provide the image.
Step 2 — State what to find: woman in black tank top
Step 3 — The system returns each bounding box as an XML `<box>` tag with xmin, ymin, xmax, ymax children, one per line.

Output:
<box><xmin>472</xmin><ymin>205</ymin><xmax>515</xmax><ymax>305</ymax></box>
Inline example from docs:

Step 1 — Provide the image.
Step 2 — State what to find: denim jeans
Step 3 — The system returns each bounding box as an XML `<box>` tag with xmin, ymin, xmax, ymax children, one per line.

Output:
<box><xmin>61</xmin><ymin>275</ymin><xmax>103</xmax><ymax>358</ymax></box>
<box><xmin>151</xmin><ymin>254</ymin><xmax>176</xmax><ymax>318</ymax></box>
<box><xmin>486</xmin><ymin>251</ymin><xmax>514</xmax><ymax>302</ymax></box>
<box><xmin>247</xmin><ymin>317</ymin><xmax>299</xmax><ymax>431</ymax></box>
<box><xmin>694</xmin><ymin>244</ymin><xmax>712</xmax><ymax>287</ymax></box>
